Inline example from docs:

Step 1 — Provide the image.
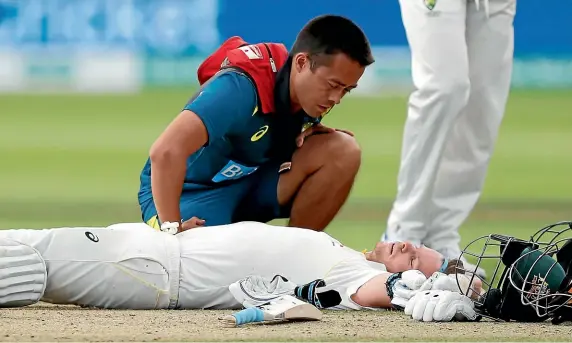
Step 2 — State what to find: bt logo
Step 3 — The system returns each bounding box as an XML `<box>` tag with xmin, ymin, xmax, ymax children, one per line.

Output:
<box><xmin>212</xmin><ymin>160</ymin><xmax>258</xmax><ymax>182</ymax></box>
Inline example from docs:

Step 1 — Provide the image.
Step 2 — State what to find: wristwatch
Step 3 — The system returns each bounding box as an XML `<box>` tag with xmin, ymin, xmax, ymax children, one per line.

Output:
<box><xmin>160</xmin><ymin>221</ymin><xmax>181</xmax><ymax>235</ymax></box>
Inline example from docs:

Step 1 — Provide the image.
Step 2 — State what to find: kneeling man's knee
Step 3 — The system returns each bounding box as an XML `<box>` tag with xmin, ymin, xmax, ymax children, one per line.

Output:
<box><xmin>334</xmin><ymin>132</ymin><xmax>361</xmax><ymax>166</ymax></box>
<box><xmin>317</xmin><ymin>131</ymin><xmax>362</xmax><ymax>173</ymax></box>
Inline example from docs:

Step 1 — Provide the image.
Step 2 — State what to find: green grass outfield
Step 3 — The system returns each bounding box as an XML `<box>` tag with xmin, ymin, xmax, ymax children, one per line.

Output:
<box><xmin>1</xmin><ymin>88</ymin><xmax>571</xmax><ymax>271</ymax></box>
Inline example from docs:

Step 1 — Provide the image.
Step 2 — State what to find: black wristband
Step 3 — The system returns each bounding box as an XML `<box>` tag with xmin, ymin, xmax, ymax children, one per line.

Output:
<box><xmin>385</xmin><ymin>272</ymin><xmax>403</xmax><ymax>299</ymax></box>
<box><xmin>294</xmin><ymin>279</ymin><xmax>342</xmax><ymax>309</ymax></box>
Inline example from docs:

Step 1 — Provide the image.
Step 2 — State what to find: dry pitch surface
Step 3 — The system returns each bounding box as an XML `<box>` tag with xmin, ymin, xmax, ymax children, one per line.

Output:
<box><xmin>1</xmin><ymin>303</ymin><xmax>571</xmax><ymax>342</ymax></box>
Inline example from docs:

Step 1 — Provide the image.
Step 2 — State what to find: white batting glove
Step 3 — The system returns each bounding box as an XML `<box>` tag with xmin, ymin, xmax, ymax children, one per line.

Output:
<box><xmin>404</xmin><ymin>290</ymin><xmax>479</xmax><ymax>322</ymax></box>
<box><xmin>390</xmin><ymin>270</ymin><xmax>427</xmax><ymax>309</ymax></box>
<box><xmin>229</xmin><ymin>275</ymin><xmax>296</xmax><ymax>308</ymax></box>
<box><xmin>417</xmin><ymin>272</ymin><xmax>477</xmax><ymax>298</ymax></box>
<box><xmin>418</xmin><ymin>272</ymin><xmax>459</xmax><ymax>292</ymax></box>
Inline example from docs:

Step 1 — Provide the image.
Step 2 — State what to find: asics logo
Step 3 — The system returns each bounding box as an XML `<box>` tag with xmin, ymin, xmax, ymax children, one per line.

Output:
<box><xmin>251</xmin><ymin>125</ymin><xmax>269</xmax><ymax>142</ymax></box>
<box><xmin>85</xmin><ymin>231</ymin><xmax>99</xmax><ymax>242</ymax></box>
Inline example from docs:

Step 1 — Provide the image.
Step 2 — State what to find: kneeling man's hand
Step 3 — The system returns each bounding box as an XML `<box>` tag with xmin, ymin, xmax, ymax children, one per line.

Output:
<box><xmin>180</xmin><ymin>217</ymin><xmax>205</xmax><ymax>232</ymax></box>
<box><xmin>295</xmin><ymin>123</ymin><xmax>354</xmax><ymax>148</ymax></box>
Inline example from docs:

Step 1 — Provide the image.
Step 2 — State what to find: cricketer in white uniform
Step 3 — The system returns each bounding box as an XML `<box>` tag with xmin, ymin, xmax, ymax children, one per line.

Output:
<box><xmin>384</xmin><ymin>0</ymin><xmax>517</xmax><ymax>270</ymax></box>
<box><xmin>0</xmin><ymin>222</ymin><xmax>398</xmax><ymax>311</ymax></box>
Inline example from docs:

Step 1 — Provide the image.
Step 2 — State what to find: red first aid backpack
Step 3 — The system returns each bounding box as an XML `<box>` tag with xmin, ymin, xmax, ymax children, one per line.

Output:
<box><xmin>196</xmin><ymin>36</ymin><xmax>290</xmax><ymax>114</ymax></box>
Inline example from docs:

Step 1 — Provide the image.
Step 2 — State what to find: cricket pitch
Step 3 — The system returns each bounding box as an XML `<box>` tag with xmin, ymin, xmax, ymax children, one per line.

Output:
<box><xmin>1</xmin><ymin>303</ymin><xmax>570</xmax><ymax>342</ymax></box>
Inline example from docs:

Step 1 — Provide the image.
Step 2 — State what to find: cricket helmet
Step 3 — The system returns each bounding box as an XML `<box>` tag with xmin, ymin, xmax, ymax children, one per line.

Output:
<box><xmin>451</xmin><ymin>222</ymin><xmax>572</xmax><ymax>324</ymax></box>
<box><xmin>452</xmin><ymin>233</ymin><xmax>567</xmax><ymax>322</ymax></box>
<box><xmin>508</xmin><ymin>221</ymin><xmax>572</xmax><ymax>325</ymax></box>
<box><xmin>529</xmin><ymin>221</ymin><xmax>572</xmax><ymax>249</ymax></box>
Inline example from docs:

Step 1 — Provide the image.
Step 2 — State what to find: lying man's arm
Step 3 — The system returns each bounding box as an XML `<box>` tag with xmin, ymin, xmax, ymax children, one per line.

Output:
<box><xmin>351</xmin><ymin>270</ymin><xmax>480</xmax><ymax>322</ymax></box>
<box><xmin>352</xmin><ymin>270</ymin><xmax>483</xmax><ymax>309</ymax></box>
<box><xmin>224</xmin><ymin>267</ymin><xmax>480</xmax><ymax>325</ymax></box>
<box><xmin>308</xmin><ymin>259</ymin><xmax>427</xmax><ymax>311</ymax></box>
<box><xmin>351</xmin><ymin>270</ymin><xmax>428</xmax><ymax>309</ymax></box>
<box><xmin>149</xmin><ymin>72</ymin><xmax>257</xmax><ymax>227</ymax></box>
<box><xmin>351</xmin><ymin>273</ymin><xmax>392</xmax><ymax>308</ymax></box>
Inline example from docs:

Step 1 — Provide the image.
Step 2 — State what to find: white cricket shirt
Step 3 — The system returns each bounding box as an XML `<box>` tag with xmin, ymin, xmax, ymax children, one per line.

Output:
<box><xmin>176</xmin><ymin>222</ymin><xmax>388</xmax><ymax>310</ymax></box>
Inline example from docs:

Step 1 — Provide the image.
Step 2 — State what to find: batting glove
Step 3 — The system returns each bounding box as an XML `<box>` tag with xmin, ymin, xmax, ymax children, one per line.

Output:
<box><xmin>417</xmin><ymin>272</ymin><xmax>478</xmax><ymax>299</ymax></box>
<box><xmin>418</xmin><ymin>272</ymin><xmax>459</xmax><ymax>291</ymax></box>
<box><xmin>405</xmin><ymin>290</ymin><xmax>479</xmax><ymax>322</ymax></box>
<box><xmin>388</xmin><ymin>270</ymin><xmax>427</xmax><ymax>309</ymax></box>
<box><xmin>229</xmin><ymin>275</ymin><xmax>296</xmax><ymax>308</ymax></box>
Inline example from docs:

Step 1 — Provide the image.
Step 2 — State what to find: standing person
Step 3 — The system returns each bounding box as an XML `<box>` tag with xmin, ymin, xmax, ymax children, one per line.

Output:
<box><xmin>138</xmin><ymin>15</ymin><xmax>374</xmax><ymax>234</ymax></box>
<box><xmin>382</xmin><ymin>0</ymin><xmax>517</xmax><ymax>277</ymax></box>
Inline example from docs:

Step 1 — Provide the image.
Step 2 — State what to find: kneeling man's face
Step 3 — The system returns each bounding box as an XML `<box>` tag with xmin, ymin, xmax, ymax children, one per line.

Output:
<box><xmin>366</xmin><ymin>242</ymin><xmax>444</xmax><ymax>278</ymax></box>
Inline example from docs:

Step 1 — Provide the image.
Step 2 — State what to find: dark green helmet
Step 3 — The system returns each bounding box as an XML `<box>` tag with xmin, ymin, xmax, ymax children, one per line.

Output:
<box><xmin>518</xmin><ymin>221</ymin><xmax>572</xmax><ymax>324</ymax></box>
<box><xmin>454</xmin><ymin>228</ymin><xmax>571</xmax><ymax>324</ymax></box>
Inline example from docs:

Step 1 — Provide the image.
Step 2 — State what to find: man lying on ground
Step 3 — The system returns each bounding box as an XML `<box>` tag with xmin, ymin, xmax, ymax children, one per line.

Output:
<box><xmin>0</xmin><ymin>221</ymin><xmax>479</xmax><ymax>321</ymax></box>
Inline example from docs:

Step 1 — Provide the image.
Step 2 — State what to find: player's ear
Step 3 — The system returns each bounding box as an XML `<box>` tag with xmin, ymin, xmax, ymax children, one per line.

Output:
<box><xmin>294</xmin><ymin>53</ymin><xmax>309</xmax><ymax>73</ymax></box>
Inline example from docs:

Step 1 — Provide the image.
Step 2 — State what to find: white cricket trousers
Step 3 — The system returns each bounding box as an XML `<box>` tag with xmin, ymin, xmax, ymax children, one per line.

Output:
<box><xmin>0</xmin><ymin>223</ymin><xmax>181</xmax><ymax>309</ymax></box>
<box><xmin>386</xmin><ymin>0</ymin><xmax>516</xmax><ymax>255</ymax></box>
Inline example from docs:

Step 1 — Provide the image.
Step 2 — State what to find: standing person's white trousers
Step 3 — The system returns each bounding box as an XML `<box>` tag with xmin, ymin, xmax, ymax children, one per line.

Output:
<box><xmin>384</xmin><ymin>0</ymin><xmax>516</xmax><ymax>260</ymax></box>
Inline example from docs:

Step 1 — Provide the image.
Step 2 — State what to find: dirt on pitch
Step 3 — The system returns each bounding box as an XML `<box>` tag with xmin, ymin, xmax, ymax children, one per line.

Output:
<box><xmin>1</xmin><ymin>303</ymin><xmax>570</xmax><ymax>342</ymax></box>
